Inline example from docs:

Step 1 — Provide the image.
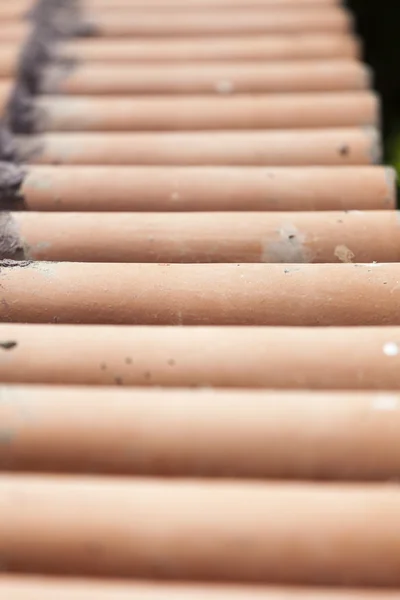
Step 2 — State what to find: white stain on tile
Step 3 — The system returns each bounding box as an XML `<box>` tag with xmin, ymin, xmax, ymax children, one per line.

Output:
<box><xmin>215</xmin><ymin>80</ymin><xmax>234</xmax><ymax>94</ymax></box>
<box><xmin>334</xmin><ymin>245</ymin><xmax>355</xmax><ymax>263</ymax></box>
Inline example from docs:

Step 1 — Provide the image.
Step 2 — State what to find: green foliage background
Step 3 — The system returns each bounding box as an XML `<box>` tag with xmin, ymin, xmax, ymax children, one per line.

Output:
<box><xmin>348</xmin><ymin>0</ymin><xmax>400</xmax><ymax>180</ymax></box>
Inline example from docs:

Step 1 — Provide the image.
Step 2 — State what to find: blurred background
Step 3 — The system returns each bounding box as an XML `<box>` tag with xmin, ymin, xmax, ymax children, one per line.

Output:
<box><xmin>348</xmin><ymin>0</ymin><xmax>400</xmax><ymax>177</ymax></box>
